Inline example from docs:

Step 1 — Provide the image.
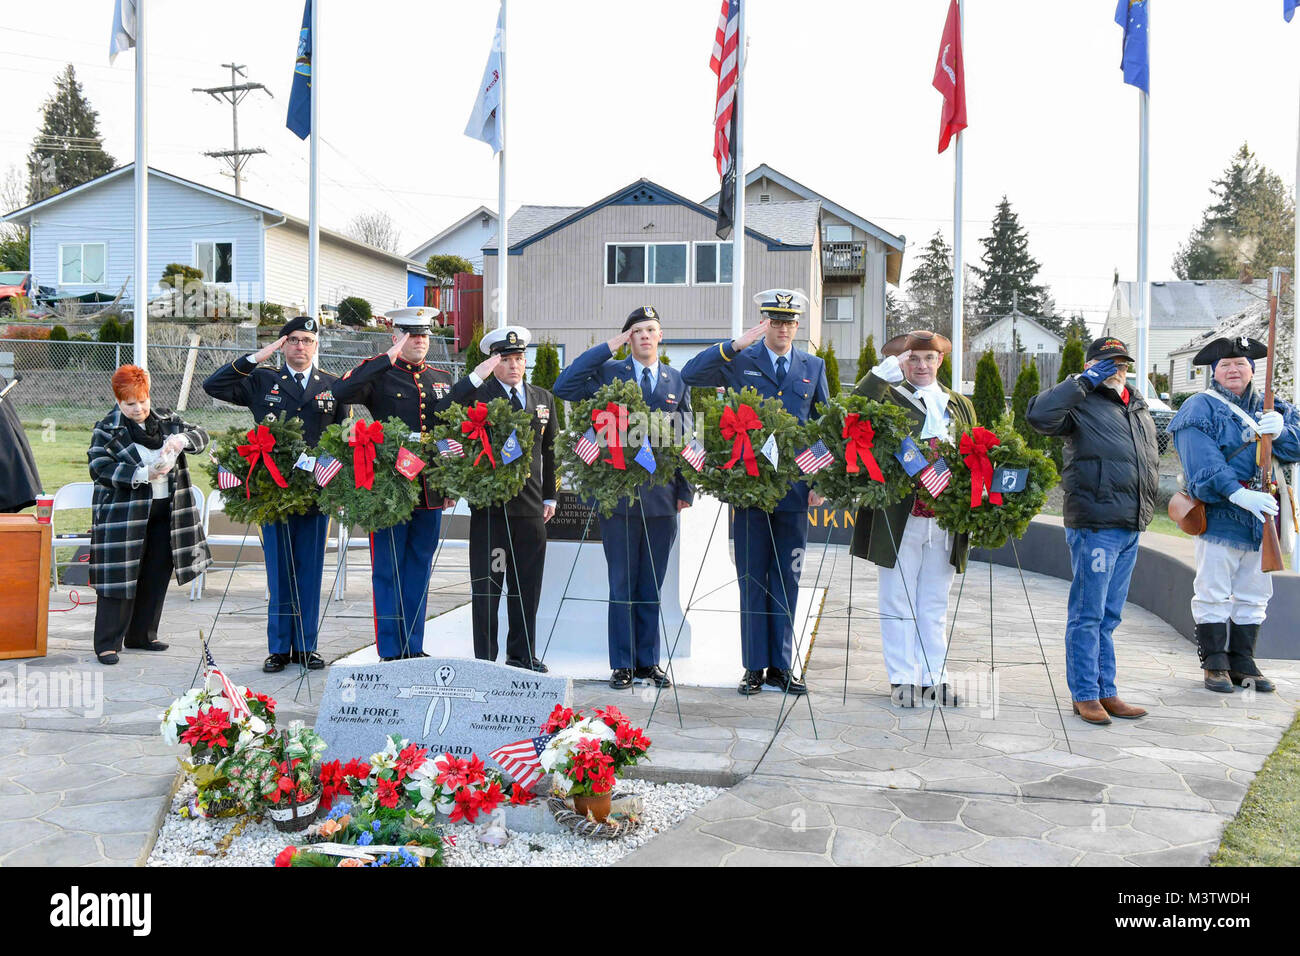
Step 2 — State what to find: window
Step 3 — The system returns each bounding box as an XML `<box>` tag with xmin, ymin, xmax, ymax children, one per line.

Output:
<box><xmin>195</xmin><ymin>241</ymin><xmax>234</xmax><ymax>283</ymax></box>
<box><xmin>824</xmin><ymin>224</ymin><xmax>853</xmax><ymax>243</ymax></box>
<box><xmin>824</xmin><ymin>296</ymin><xmax>854</xmax><ymax>322</ymax></box>
<box><xmin>605</xmin><ymin>243</ymin><xmax>687</xmax><ymax>285</ymax></box>
<box><xmin>694</xmin><ymin>241</ymin><xmax>733</xmax><ymax>284</ymax></box>
<box><xmin>58</xmin><ymin>243</ymin><xmax>106</xmax><ymax>285</ymax></box>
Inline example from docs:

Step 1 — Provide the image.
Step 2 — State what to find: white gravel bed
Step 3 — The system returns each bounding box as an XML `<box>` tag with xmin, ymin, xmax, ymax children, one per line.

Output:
<box><xmin>148</xmin><ymin>777</ymin><xmax>722</xmax><ymax>867</ymax></box>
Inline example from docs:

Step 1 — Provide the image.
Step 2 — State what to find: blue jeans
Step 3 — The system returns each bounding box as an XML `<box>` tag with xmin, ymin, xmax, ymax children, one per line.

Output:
<box><xmin>1064</xmin><ymin>528</ymin><xmax>1139</xmax><ymax>702</ymax></box>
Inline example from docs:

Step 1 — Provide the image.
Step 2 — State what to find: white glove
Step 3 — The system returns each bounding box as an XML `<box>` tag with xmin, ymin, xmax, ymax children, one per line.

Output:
<box><xmin>164</xmin><ymin>434</ymin><xmax>188</xmax><ymax>455</ymax></box>
<box><xmin>1256</xmin><ymin>410</ymin><xmax>1284</xmax><ymax>437</ymax></box>
<box><xmin>1229</xmin><ymin>487</ymin><xmax>1279</xmax><ymax>522</ymax></box>
<box><xmin>872</xmin><ymin>355</ymin><xmax>904</xmax><ymax>384</ymax></box>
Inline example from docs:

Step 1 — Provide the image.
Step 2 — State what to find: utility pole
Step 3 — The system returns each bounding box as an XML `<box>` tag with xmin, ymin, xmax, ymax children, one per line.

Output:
<box><xmin>192</xmin><ymin>63</ymin><xmax>271</xmax><ymax>197</ymax></box>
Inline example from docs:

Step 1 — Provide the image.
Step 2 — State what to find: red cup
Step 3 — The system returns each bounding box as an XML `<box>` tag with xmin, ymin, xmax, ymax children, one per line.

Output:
<box><xmin>35</xmin><ymin>494</ymin><xmax>54</xmax><ymax>524</ymax></box>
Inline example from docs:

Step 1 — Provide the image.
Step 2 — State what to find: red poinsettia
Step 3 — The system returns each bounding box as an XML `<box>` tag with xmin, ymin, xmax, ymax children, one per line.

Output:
<box><xmin>509</xmin><ymin>783</ymin><xmax>536</xmax><ymax>806</ymax></box>
<box><xmin>244</xmin><ymin>689</ymin><xmax>277</xmax><ymax>714</ymax></box>
<box><xmin>541</xmin><ymin>705</ymin><xmax>576</xmax><ymax>733</ymax></box>
<box><xmin>448</xmin><ymin>788</ymin><xmax>481</xmax><ymax>824</ymax></box>
<box><xmin>615</xmin><ymin>721</ymin><xmax>651</xmax><ymax>752</ymax></box>
<box><xmin>463</xmin><ymin>754</ymin><xmax>487</xmax><ymax>787</ymax></box>
<box><xmin>570</xmin><ymin>737</ymin><xmax>614</xmax><ymax>785</ymax></box>
<box><xmin>589</xmin><ymin>765</ymin><xmax>616</xmax><ymax>795</ymax></box>
<box><xmin>274</xmin><ymin>846</ymin><xmax>297</xmax><ymax>867</ymax></box>
<box><xmin>266</xmin><ymin>759</ymin><xmax>301</xmax><ymax>804</ymax></box>
<box><xmin>434</xmin><ymin>753</ymin><xmax>469</xmax><ymax>791</ymax></box>
<box><xmin>340</xmin><ymin>758</ymin><xmax>371</xmax><ymax>783</ymax></box>
<box><xmin>394</xmin><ymin>743</ymin><xmax>429</xmax><ymax>782</ymax></box>
<box><xmin>375</xmin><ymin>777</ymin><xmax>401</xmax><ymax>809</ymax></box>
<box><xmin>318</xmin><ymin>760</ymin><xmax>346</xmax><ymax>812</ymax></box>
<box><xmin>478</xmin><ymin>779</ymin><xmax>505</xmax><ymax>816</ymax></box>
<box><xmin>180</xmin><ymin>706</ymin><xmax>233</xmax><ymax>749</ymax></box>
<box><xmin>594</xmin><ymin>704</ymin><xmax>628</xmax><ymax>729</ymax></box>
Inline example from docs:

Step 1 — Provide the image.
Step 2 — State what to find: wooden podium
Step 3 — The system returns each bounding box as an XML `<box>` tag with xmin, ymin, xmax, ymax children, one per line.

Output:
<box><xmin>0</xmin><ymin>515</ymin><xmax>50</xmax><ymax>659</ymax></box>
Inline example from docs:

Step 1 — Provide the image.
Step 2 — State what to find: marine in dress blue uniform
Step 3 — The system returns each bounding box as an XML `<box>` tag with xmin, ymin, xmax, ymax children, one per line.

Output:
<box><xmin>332</xmin><ymin>308</ymin><xmax>478</xmax><ymax>660</ymax></box>
<box><xmin>201</xmin><ymin>315</ymin><xmax>346</xmax><ymax>672</ymax></box>
<box><xmin>681</xmin><ymin>290</ymin><xmax>830</xmax><ymax>697</ymax></box>
<box><xmin>553</xmin><ymin>306</ymin><xmax>694</xmax><ymax>690</ymax></box>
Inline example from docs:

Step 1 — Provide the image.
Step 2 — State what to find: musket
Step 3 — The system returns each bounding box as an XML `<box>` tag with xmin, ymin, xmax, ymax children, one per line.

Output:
<box><xmin>1258</xmin><ymin>268</ymin><xmax>1285</xmax><ymax>573</ymax></box>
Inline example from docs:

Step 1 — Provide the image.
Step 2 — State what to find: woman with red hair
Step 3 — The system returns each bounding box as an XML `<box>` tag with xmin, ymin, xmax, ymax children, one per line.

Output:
<box><xmin>87</xmin><ymin>365</ymin><xmax>212</xmax><ymax>664</ymax></box>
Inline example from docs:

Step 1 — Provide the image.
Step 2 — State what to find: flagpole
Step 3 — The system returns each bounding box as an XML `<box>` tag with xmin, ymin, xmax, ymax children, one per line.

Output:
<box><xmin>308</xmin><ymin>0</ymin><xmax>319</xmax><ymax>321</ymax></box>
<box><xmin>1136</xmin><ymin>4</ymin><xmax>1151</xmax><ymax>398</ymax></box>
<box><xmin>1292</xmin><ymin>48</ymin><xmax>1299</xmax><ymax>571</ymax></box>
<box><xmin>950</xmin><ymin>0</ymin><xmax>964</xmax><ymax>392</ymax></box>
<box><xmin>497</xmin><ymin>0</ymin><xmax>508</xmax><ymax>331</ymax></box>
<box><xmin>729</xmin><ymin>1</ymin><xmax>746</xmax><ymax>340</ymax></box>
<box><xmin>133</xmin><ymin>0</ymin><xmax>148</xmax><ymax>371</ymax></box>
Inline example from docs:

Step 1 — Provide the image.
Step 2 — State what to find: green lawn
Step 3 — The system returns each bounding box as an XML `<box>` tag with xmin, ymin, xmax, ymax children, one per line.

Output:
<box><xmin>1212</xmin><ymin>711</ymin><xmax>1300</xmax><ymax>866</ymax></box>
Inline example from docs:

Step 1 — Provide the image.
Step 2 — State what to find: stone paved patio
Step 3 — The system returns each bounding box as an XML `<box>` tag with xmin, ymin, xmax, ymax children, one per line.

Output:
<box><xmin>2</xmin><ymin>544</ymin><xmax>1295</xmax><ymax>866</ymax></box>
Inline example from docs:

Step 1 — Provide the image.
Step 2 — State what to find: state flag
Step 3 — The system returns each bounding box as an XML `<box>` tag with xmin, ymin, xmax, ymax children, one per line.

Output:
<box><xmin>634</xmin><ymin>437</ymin><xmax>657</xmax><ymax>474</ymax></box>
<box><xmin>500</xmin><ymin>429</ymin><xmax>523</xmax><ymax>465</ymax></box>
<box><xmin>895</xmin><ymin>436</ymin><xmax>927</xmax><ymax>477</ymax></box>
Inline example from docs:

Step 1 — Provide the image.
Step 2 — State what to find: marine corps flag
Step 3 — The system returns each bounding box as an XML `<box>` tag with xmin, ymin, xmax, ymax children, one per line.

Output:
<box><xmin>933</xmin><ymin>0</ymin><xmax>966</xmax><ymax>154</ymax></box>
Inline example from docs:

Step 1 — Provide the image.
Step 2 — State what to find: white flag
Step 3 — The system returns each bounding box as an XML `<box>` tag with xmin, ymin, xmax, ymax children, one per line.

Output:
<box><xmin>109</xmin><ymin>0</ymin><xmax>137</xmax><ymax>64</ymax></box>
<box><xmin>760</xmin><ymin>432</ymin><xmax>779</xmax><ymax>469</ymax></box>
<box><xmin>464</xmin><ymin>5</ymin><xmax>504</xmax><ymax>153</ymax></box>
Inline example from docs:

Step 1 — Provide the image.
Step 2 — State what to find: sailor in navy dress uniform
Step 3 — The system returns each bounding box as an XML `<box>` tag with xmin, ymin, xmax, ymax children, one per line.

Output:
<box><xmin>466</xmin><ymin>325</ymin><xmax>557</xmax><ymax>672</ymax></box>
<box><xmin>553</xmin><ymin>306</ymin><xmax>694</xmax><ymax>690</ymax></box>
<box><xmin>201</xmin><ymin>315</ymin><xmax>346</xmax><ymax>672</ymax></box>
<box><xmin>681</xmin><ymin>290</ymin><xmax>829</xmax><ymax>697</ymax></box>
<box><xmin>332</xmin><ymin>307</ymin><xmax>481</xmax><ymax>660</ymax></box>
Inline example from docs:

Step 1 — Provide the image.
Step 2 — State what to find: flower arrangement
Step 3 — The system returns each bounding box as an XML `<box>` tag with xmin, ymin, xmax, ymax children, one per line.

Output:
<box><xmin>218</xmin><ymin>722</ymin><xmax>328</xmax><ymax>820</ymax></box>
<box><xmin>428</xmin><ymin>398</ymin><xmax>537</xmax><ymax>508</ymax></box>
<box><xmin>203</xmin><ymin>415</ymin><xmax>318</xmax><ymax>526</ymax></box>
<box><xmin>556</xmin><ymin>379</ymin><xmax>675</xmax><ymax>517</ymax></box>
<box><xmin>539</xmin><ymin>705</ymin><xmax>651</xmax><ymax>798</ymax></box>
<box><xmin>688</xmin><ymin>388</ymin><xmax>804</xmax><ymax>512</ymax></box>
<box><xmin>314</xmin><ymin>416</ymin><xmax>422</xmax><ymax>531</ymax></box>
<box><xmin>806</xmin><ymin>395</ymin><xmax>917</xmax><ymax>510</ymax></box>
<box><xmin>282</xmin><ymin>799</ymin><xmax>446</xmax><ymax>867</ymax></box>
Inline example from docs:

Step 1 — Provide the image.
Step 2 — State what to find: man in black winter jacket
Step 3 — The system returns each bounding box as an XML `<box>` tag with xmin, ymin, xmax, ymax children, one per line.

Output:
<box><xmin>1027</xmin><ymin>337</ymin><xmax>1159</xmax><ymax>726</ymax></box>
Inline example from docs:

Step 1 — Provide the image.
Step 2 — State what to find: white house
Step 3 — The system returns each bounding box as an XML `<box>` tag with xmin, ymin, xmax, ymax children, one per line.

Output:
<box><xmin>1167</xmin><ymin>301</ymin><xmax>1292</xmax><ymax>396</ymax></box>
<box><xmin>406</xmin><ymin>205</ymin><xmax>498</xmax><ymax>274</ymax></box>
<box><xmin>1</xmin><ymin>164</ymin><xmax>418</xmax><ymax>316</ymax></box>
<box><xmin>970</xmin><ymin>312</ymin><xmax>1064</xmax><ymax>354</ymax></box>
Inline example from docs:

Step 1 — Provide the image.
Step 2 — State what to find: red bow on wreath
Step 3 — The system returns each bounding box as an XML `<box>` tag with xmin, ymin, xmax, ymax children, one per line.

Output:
<box><xmin>719</xmin><ymin>405</ymin><xmax>762</xmax><ymax>477</ymax></box>
<box><xmin>591</xmin><ymin>402</ymin><xmax>629</xmax><ymax>470</ymax></box>
<box><xmin>960</xmin><ymin>426</ymin><xmax>1003</xmax><ymax>508</ymax></box>
<box><xmin>236</xmin><ymin>425</ymin><xmax>288</xmax><ymax>499</ymax></box>
<box><xmin>841</xmin><ymin>414</ymin><xmax>884</xmax><ymax>482</ymax></box>
<box><xmin>349</xmin><ymin>420</ymin><xmax>385</xmax><ymax>490</ymax></box>
<box><xmin>461</xmin><ymin>401</ymin><xmax>497</xmax><ymax>468</ymax></box>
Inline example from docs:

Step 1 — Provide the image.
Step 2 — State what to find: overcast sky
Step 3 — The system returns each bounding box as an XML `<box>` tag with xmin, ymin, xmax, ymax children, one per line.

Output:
<box><xmin>2</xmin><ymin>0</ymin><xmax>1298</xmax><ymax>329</ymax></box>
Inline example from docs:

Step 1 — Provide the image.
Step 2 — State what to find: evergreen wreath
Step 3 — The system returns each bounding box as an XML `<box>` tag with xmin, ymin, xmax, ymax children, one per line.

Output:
<box><xmin>314</xmin><ymin>416</ymin><xmax>422</xmax><ymax>532</ymax></box>
<box><xmin>923</xmin><ymin>415</ymin><xmax>1059</xmax><ymax>550</ymax></box>
<box><xmin>689</xmin><ymin>387</ymin><xmax>804</xmax><ymax>512</ymax></box>
<box><xmin>805</xmin><ymin>395</ymin><xmax>916</xmax><ymax>510</ymax></box>
<box><xmin>204</xmin><ymin>415</ymin><xmax>317</xmax><ymax>526</ymax></box>
<box><xmin>429</xmin><ymin>398</ymin><xmax>537</xmax><ymax>508</ymax></box>
<box><xmin>556</xmin><ymin>379</ymin><xmax>674</xmax><ymax>517</ymax></box>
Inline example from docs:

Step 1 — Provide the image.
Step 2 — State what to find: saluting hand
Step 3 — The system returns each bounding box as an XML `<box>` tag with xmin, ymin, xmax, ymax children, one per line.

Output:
<box><xmin>387</xmin><ymin>332</ymin><xmax>410</xmax><ymax>365</ymax></box>
<box><xmin>253</xmin><ymin>336</ymin><xmax>287</xmax><ymax>365</ymax></box>
<box><xmin>606</xmin><ymin>328</ymin><xmax>634</xmax><ymax>354</ymax></box>
<box><xmin>732</xmin><ymin>319</ymin><xmax>770</xmax><ymax>352</ymax></box>
<box><xmin>473</xmin><ymin>353</ymin><xmax>502</xmax><ymax>381</ymax></box>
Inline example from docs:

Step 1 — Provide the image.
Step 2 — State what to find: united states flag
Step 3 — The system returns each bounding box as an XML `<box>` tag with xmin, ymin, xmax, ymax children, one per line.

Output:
<box><xmin>436</xmin><ymin>438</ymin><xmax>465</xmax><ymax>459</ymax></box>
<box><xmin>680</xmin><ymin>438</ymin><xmax>706</xmax><ymax>472</ymax></box>
<box><xmin>795</xmin><ymin>440</ymin><xmax>834</xmax><ymax>475</ymax></box>
<box><xmin>216</xmin><ymin>466</ymin><xmax>242</xmax><ymax>490</ymax></box>
<box><xmin>202</xmin><ymin>643</ymin><xmax>251</xmax><ymax>719</ymax></box>
<box><xmin>919</xmin><ymin>457</ymin><xmax>951</xmax><ymax>497</ymax></box>
<box><xmin>489</xmin><ymin>733</ymin><xmax>555</xmax><ymax>791</ymax></box>
<box><xmin>314</xmin><ymin>453</ymin><xmax>342</xmax><ymax>487</ymax></box>
<box><xmin>574</xmin><ymin>428</ymin><xmax>601</xmax><ymax>466</ymax></box>
<box><xmin>710</xmin><ymin>0</ymin><xmax>740</xmax><ymax>177</ymax></box>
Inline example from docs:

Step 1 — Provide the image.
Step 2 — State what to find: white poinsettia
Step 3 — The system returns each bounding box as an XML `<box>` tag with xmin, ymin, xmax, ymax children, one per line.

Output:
<box><xmin>550</xmin><ymin>773</ymin><xmax>573</xmax><ymax>794</ymax></box>
<box><xmin>159</xmin><ymin>689</ymin><xmax>208</xmax><ymax>744</ymax></box>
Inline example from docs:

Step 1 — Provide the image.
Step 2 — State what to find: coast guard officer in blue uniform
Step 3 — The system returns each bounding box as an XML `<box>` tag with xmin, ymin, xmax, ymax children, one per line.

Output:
<box><xmin>202</xmin><ymin>315</ymin><xmax>346</xmax><ymax>672</ymax></box>
<box><xmin>553</xmin><ymin>306</ymin><xmax>694</xmax><ymax>690</ymax></box>
<box><xmin>681</xmin><ymin>290</ymin><xmax>829</xmax><ymax>697</ymax></box>
<box><xmin>333</xmin><ymin>308</ymin><xmax>489</xmax><ymax>660</ymax></box>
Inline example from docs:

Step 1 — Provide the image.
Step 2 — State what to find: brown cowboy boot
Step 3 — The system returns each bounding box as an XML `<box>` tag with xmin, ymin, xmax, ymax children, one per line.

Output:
<box><xmin>1071</xmin><ymin>699</ymin><xmax>1112</xmax><ymax>725</ymax></box>
<box><xmin>1099</xmin><ymin>696</ymin><xmax>1147</xmax><ymax>719</ymax></box>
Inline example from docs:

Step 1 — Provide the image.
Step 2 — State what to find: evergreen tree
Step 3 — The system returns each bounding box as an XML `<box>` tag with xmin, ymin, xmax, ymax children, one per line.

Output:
<box><xmin>938</xmin><ymin>353</ymin><xmax>952</xmax><ymax>389</ymax></box>
<box><xmin>531</xmin><ymin>341</ymin><xmax>563</xmax><ymax>428</ymax></box>
<box><xmin>1063</xmin><ymin>313</ymin><xmax>1090</xmax><ymax>343</ymax></box>
<box><xmin>1011</xmin><ymin>361</ymin><xmax>1043</xmax><ymax>449</ymax></box>
<box><xmin>1058</xmin><ymin>335</ymin><xmax>1085</xmax><ymax>383</ymax></box>
<box><xmin>464</xmin><ymin>323</ymin><xmax>485</xmax><ymax>372</ymax></box>
<box><xmin>819</xmin><ymin>342</ymin><xmax>841</xmax><ymax>398</ymax></box>
<box><xmin>973</xmin><ymin>350</ymin><xmax>1005</xmax><ymax>425</ymax></box>
<box><xmin>856</xmin><ymin>334</ymin><xmax>878</xmax><ymax>382</ymax></box>
<box><xmin>25</xmin><ymin>65</ymin><xmax>116</xmax><ymax>203</ymax></box>
<box><xmin>970</xmin><ymin>197</ymin><xmax>1057</xmax><ymax>335</ymax></box>
<box><xmin>903</xmin><ymin>231</ymin><xmax>954</xmax><ymax>337</ymax></box>
<box><xmin>1173</xmin><ymin>143</ymin><xmax>1295</xmax><ymax>279</ymax></box>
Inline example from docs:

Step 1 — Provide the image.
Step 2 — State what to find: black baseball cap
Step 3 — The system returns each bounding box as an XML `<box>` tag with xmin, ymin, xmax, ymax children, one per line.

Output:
<box><xmin>1086</xmin><ymin>336</ymin><xmax>1134</xmax><ymax>363</ymax></box>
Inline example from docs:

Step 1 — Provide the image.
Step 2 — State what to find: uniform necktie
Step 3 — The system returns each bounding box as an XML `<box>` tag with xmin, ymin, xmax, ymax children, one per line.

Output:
<box><xmin>775</xmin><ymin>355</ymin><xmax>787</xmax><ymax>380</ymax></box>
<box><xmin>293</xmin><ymin>372</ymin><xmax>305</xmax><ymax>390</ymax></box>
<box><xmin>510</xmin><ymin>387</ymin><xmax>523</xmax><ymax>411</ymax></box>
<box><xmin>641</xmin><ymin>367</ymin><xmax>654</xmax><ymax>405</ymax></box>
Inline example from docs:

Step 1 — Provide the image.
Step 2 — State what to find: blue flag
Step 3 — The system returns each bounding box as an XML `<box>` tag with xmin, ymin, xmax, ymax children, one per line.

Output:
<box><xmin>501</xmin><ymin>428</ymin><xmax>522</xmax><ymax>465</ymax></box>
<box><xmin>634</xmin><ymin>437</ymin><xmax>657</xmax><ymax>474</ymax></box>
<box><xmin>1288</xmin><ymin>0</ymin><xmax>1298</xmax><ymax>22</ymax></box>
<box><xmin>1114</xmin><ymin>1</ymin><xmax>1149</xmax><ymax>93</ymax></box>
<box><xmin>894</xmin><ymin>436</ymin><xmax>927</xmax><ymax>477</ymax></box>
<box><xmin>286</xmin><ymin>1</ymin><xmax>312</xmax><ymax>139</ymax></box>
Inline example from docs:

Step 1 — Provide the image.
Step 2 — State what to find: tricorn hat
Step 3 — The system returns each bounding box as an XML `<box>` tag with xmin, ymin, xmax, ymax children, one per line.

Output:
<box><xmin>1191</xmin><ymin>335</ymin><xmax>1267</xmax><ymax>367</ymax></box>
<box><xmin>881</xmin><ymin>330</ymin><xmax>953</xmax><ymax>357</ymax></box>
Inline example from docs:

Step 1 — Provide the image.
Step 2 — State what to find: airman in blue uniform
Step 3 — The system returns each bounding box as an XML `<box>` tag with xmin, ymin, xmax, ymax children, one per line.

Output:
<box><xmin>553</xmin><ymin>306</ymin><xmax>694</xmax><ymax>690</ymax></box>
<box><xmin>681</xmin><ymin>290</ymin><xmax>829</xmax><ymax>697</ymax></box>
<box><xmin>202</xmin><ymin>314</ymin><xmax>346</xmax><ymax>672</ymax></box>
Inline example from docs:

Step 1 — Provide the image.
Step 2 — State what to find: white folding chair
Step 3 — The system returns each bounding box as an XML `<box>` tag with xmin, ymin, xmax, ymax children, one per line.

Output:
<box><xmin>325</xmin><ymin>519</ymin><xmax>372</xmax><ymax>601</ymax></box>
<box><xmin>50</xmin><ymin>481</ymin><xmax>95</xmax><ymax>588</ymax></box>
<box><xmin>192</xmin><ymin>491</ymin><xmax>266</xmax><ymax>600</ymax></box>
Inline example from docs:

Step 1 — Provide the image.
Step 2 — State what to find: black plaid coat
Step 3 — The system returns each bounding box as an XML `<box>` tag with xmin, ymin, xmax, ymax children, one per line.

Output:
<box><xmin>87</xmin><ymin>408</ymin><xmax>213</xmax><ymax>599</ymax></box>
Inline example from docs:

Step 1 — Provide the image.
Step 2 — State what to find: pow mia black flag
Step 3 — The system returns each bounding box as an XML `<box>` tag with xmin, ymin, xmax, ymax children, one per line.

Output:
<box><xmin>715</xmin><ymin>111</ymin><xmax>737</xmax><ymax>240</ymax></box>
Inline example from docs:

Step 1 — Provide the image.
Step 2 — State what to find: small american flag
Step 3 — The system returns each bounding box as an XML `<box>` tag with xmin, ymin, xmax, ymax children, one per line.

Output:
<box><xmin>681</xmin><ymin>438</ymin><xmax>706</xmax><ymax>472</ymax></box>
<box><xmin>436</xmin><ymin>438</ymin><xmax>464</xmax><ymax>458</ymax></box>
<box><xmin>314</xmin><ymin>453</ymin><xmax>342</xmax><ymax>487</ymax></box>
<box><xmin>574</xmin><ymin>428</ymin><xmax>601</xmax><ymax>466</ymax></box>
<box><xmin>202</xmin><ymin>643</ymin><xmax>251</xmax><ymax>719</ymax></box>
<box><xmin>489</xmin><ymin>733</ymin><xmax>555</xmax><ymax>791</ymax></box>
<box><xmin>795</xmin><ymin>440</ymin><xmax>834</xmax><ymax>475</ymax></box>
<box><xmin>216</xmin><ymin>466</ymin><xmax>242</xmax><ymax>490</ymax></box>
<box><xmin>919</xmin><ymin>457</ymin><xmax>951</xmax><ymax>497</ymax></box>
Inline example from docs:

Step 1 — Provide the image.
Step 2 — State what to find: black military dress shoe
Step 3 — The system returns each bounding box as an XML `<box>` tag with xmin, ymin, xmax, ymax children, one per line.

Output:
<box><xmin>263</xmin><ymin>653</ymin><xmax>290</xmax><ymax>673</ymax></box>
<box><xmin>738</xmin><ymin>669</ymin><xmax>765</xmax><ymax>696</ymax></box>
<box><xmin>291</xmin><ymin>650</ymin><xmax>326</xmax><ymax>670</ymax></box>
<box><xmin>609</xmin><ymin>668</ymin><xmax>633</xmax><ymax>690</ymax></box>
<box><xmin>529</xmin><ymin>658</ymin><xmax>549</xmax><ymax>674</ymax></box>
<box><xmin>922</xmin><ymin>683</ymin><xmax>959</xmax><ymax>706</ymax></box>
<box><xmin>634</xmin><ymin>665</ymin><xmax>671</xmax><ymax>688</ymax></box>
<box><xmin>765</xmin><ymin>668</ymin><xmax>807</xmax><ymax>696</ymax></box>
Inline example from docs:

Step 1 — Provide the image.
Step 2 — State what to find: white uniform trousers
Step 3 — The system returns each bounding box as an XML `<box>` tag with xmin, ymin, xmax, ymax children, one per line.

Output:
<box><xmin>877</xmin><ymin>514</ymin><xmax>955</xmax><ymax>686</ymax></box>
<box><xmin>1191</xmin><ymin>538</ymin><xmax>1272</xmax><ymax>625</ymax></box>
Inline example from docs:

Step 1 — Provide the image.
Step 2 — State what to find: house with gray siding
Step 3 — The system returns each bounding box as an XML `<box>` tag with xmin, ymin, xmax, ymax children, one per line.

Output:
<box><xmin>407</xmin><ymin>205</ymin><xmax>498</xmax><ymax>274</ymax></box>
